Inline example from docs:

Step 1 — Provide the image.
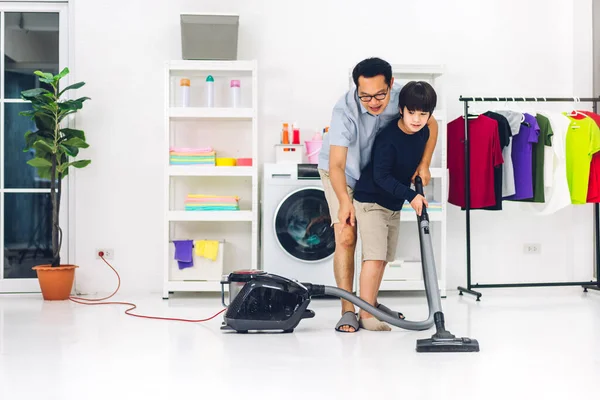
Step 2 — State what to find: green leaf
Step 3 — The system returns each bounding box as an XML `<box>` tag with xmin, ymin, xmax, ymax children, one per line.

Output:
<box><xmin>59</xmin><ymin>97</ymin><xmax>90</xmax><ymax>111</ymax></box>
<box><xmin>34</xmin><ymin>114</ymin><xmax>56</xmax><ymax>132</ymax></box>
<box><xmin>21</xmin><ymin>88</ymin><xmax>51</xmax><ymax>99</ymax></box>
<box><xmin>27</xmin><ymin>157</ymin><xmax>52</xmax><ymax>167</ymax></box>
<box><xmin>59</xmin><ymin>144</ymin><xmax>79</xmax><ymax>157</ymax></box>
<box><xmin>33</xmin><ymin>139</ymin><xmax>55</xmax><ymax>154</ymax></box>
<box><xmin>57</xmin><ymin>110</ymin><xmax>77</xmax><ymax>122</ymax></box>
<box><xmin>63</xmin><ymin>137</ymin><xmax>89</xmax><ymax>148</ymax></box>
<box><xmin>34</xmin><ymin>71</ymin><xmax>54</xmax><ymax>80</ymax></box>
<box><xmin>70</xmin><ymin>160</ymin><xmax>91</xmax><ymax>168</ymax></box>
<box><xmin>34</xmin><ymin>166</ymin><xmax>53</xmax><ymax>180</ymax></box>
<box><xmin>60</xmin><ymin>159</ymin><xmax>90</xmax><ymax>173</ymax></box>
<box><xmin>23</xmin><ymin>131</ymin><xmax>37</xmax><ymax>151</ymax></box>
<box><xmin>56</xmin><ymin>67</ymin><xmax>69</xmax><ymax>80</ymax></box>
<box><xmin>58</xmin><ymin>81</ymin><xmax>85</xmax><ymax>97</ymax></box>
<box><xmin>19</xmin><ymin>110</ymin><xmax>35</xmax><ymax>118</ymax></box>
<box><xmin>60</xmin><ymin>128</ymin><xmax>85</xmax><ymax>140</ymax></box>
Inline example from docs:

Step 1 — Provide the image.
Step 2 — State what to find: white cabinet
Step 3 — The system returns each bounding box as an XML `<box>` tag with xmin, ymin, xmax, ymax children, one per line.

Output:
<box><xmin>163</xmin><ymin>60</ymin><xmax>258</xmax><ymax>298</ymax></box>
<box><xmin>352</xmin><ymin>64</ymin><xmax>448</xmax><ymax>296</ymax></box>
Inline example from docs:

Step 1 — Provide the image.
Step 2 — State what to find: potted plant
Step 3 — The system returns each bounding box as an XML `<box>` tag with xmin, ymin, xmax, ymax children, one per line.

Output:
<box><xmin>20</xmin><ymin>68</ymin><xmax>91</xmax><ymax>300</ymax></box>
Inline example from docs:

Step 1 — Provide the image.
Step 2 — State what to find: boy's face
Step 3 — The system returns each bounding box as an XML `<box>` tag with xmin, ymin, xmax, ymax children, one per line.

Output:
<box><xmin>401</xmin><ymin>107</ymin><xmax>430</xmax><ymax>133</ymax></box>
<box><xmin>357</xmin><ymin>75</ymin><xmax>394</xmax><ymax>115</ymax></box>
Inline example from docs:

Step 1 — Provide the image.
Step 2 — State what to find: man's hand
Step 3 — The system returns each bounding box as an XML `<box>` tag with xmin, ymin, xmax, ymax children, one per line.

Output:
<box><xmin>410</xmin><ymin>194</ymin><xmax>429</xmax><ymax>216</ymax></box>
<box><xmin>338</xmin><ymin>200</ymin><xmax>355</xmax><ymax>228</ymax></box>
<box><xmin>412</xmin><ymin>163</ymin><xmax>431</xmax><ymax>186</ymax></box>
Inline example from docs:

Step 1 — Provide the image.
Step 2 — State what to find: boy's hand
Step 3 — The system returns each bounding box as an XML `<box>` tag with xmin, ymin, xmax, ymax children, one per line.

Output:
<box><xmin>412</xmin><ymin>163</ymin><xmax>431</xmax><ymax>186</ymax></box>
<box><xmin>410</xmin><ymin>194</ymin><xmax>429</xmax><ymax>216</ymax></box>
<box><xmin>338</xmin><ymin>200</ymin><xmax>355</xmax><ymax>227</ymax></box>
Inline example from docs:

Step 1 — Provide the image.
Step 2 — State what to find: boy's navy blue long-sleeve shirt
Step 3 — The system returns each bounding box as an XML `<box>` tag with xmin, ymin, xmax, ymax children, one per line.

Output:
<box><xmin>353</xmin><ymin>117</ymin><xmax>429</xmax><ymax>211</ymax></box>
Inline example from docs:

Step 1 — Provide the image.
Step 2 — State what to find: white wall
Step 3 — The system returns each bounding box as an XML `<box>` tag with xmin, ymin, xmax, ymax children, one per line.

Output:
<box><xmin>69</xmin><ymin>0</ymin><xmax>595</xmax><ymax>294</ymax></box>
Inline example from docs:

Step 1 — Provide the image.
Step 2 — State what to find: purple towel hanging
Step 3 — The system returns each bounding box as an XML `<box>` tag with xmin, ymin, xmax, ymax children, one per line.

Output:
<box><xmin>173</xmin><ymin>239</ymin><xmax>194</xmax><ymax>269</ymax></box>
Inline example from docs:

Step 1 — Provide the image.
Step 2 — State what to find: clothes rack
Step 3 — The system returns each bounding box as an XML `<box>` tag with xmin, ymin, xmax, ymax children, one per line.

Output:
<box><xmin>456</xmin><ymin>96</ymin><xmax>600</xmax><ymax>300</ymax></box>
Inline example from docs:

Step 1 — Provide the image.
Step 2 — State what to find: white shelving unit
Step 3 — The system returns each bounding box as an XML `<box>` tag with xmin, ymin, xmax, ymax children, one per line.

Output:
<box><xmin>163</xmin><ymin>60</ymin><xmax>258</xmax><ymax>298</ymax></box>
<box><xmin>352</xmin><ymin>64</ymin><xmax>448</xmax><ymax>296</ymax></box>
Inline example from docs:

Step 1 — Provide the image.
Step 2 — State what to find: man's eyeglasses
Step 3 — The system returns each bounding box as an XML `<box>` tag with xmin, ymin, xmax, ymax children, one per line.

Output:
<box><xmin>358</xmin><ymin>87</ymin><xmax>389</xmax><ymax>102</ymax></box>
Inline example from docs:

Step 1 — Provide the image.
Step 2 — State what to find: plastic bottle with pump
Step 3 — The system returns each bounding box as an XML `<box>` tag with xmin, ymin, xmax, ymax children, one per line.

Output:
<box><xmin>230</xmin><ymin>80</ymin><xmax>240</xmax><ymax>108</ymax></box>
<box><xmin>180</xmin><ymin>78</ymin><xmax>190</xmax><ymax>107</ymax></box>
<box><xmin>206</xmin><ymin>75</ymin><xmax>215</xmax><ymax>107</ymax></box>
<box><xmin>292</xmin><ymin>122</ymin><xmax>300</xmax><ymax>144</ymax></box>
<box><xmin>281</xmin><ymin>123</ymin><xmax>290</xmax><ymax>144</ymax></box>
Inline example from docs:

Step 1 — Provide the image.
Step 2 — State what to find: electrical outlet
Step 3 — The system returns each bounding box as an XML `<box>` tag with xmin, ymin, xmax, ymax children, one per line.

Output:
<box><xmin>96</xmin><ymin>248</ymin><xmax>114</xmax><ymax>259</ymax></box>
<box><xmin>523</xmin><ymin>243</ymin><xmax>541</xmax><ymax>254</ymax></box>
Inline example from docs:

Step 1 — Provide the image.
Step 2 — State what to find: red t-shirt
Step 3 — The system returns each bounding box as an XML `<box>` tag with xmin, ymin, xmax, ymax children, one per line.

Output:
<box><xmin>447</xmin><ymin>115</ymin><xmax>503</xmax><ymax>208</ymax></box>
<box><xmin>577</xmin><ymin>110</ymin><xmax>600</xmax><ymax>203</ymax></box>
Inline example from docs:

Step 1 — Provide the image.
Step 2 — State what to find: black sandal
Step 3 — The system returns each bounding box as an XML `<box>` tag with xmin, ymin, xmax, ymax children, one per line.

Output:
<box><xmin>335</xmin><ymin>311</ymin><xmax>360</xmax><ymax>332</ymax></box>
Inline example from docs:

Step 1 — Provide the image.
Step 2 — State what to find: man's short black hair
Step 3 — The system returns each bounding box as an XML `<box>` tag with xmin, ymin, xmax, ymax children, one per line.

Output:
<box><xmin>352</xmin><ymin>57</ymin><xmax>392</xmax><ymax>87</ymax></box>
<box><xmin>398</xmin><ymin>81</ymin><xmax>437</xmax><ymax>115</ymax></box>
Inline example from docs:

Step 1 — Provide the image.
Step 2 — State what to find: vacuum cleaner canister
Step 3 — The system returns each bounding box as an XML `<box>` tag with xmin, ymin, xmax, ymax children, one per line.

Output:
<box><xmin>220</xmin><ymin>271</ymin><xmax>316</xmax><ymax>333</ymax></box>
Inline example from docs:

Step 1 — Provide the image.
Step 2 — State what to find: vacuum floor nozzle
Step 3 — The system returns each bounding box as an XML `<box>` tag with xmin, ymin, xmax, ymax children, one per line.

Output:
<box><xmin>416</xmin><ymin>311</ymin><xmax>480</xmax><ymax>352</ymax></box>
<box><xmin>416</xmin><ymin>336</ymin><xmax>480</xmax><ymax>353</ymax></box>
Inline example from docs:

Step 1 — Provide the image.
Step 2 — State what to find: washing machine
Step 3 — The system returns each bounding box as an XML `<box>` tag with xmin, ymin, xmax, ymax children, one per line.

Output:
<box><xmin>262</xmin><ymin>163</ymin><xmax>358</xmax><ymax>288</ymax></box>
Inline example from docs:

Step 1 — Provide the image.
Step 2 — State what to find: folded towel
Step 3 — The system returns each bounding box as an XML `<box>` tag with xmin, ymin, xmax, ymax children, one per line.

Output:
<box><xmin>173</xmin><ymin>240</ymin><xmax>194</xmax><ymax>269</ymax></box>
<box><xmin>187</xmin><ymin>194</ymin><xmax>240</xmax><ymax>200</ymax></box>
<box><xmin>170</xmin><ymin>160</ymin><xmax>216</xmax><ymax>164</ymax></box>
<box><xmin>194</xmin><ymin>240</ymin><xmax>219</xmax><ymax>261</ymax></box>
<box><xmin>185</xmin><ymin>198</ymin><xmax>239</xmax><ymax>203</ymax></box>
<box><xmin>170</xmin><ymin>146</ymin><xmax>213</xmax><ymax>153</ymax></box>
<box><xmin>185</xmin><ymin>206</ymin><xmax>240</xmax><ymax>211</ymax></box>
<box><xmin>170</xmin><ymin>152</ymin><xmax>216</xmax><ymax>156</ymax></box>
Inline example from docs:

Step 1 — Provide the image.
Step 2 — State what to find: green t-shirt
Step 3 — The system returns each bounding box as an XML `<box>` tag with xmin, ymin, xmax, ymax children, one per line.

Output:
<box><xmin>564</xmin><ymin>113</ymin><xmax>600</xmax><ymax>204</ymax></box>
<box><xmin>525</xmin><ymin>114</ymin><xmax>554</xmax><ymax>203</ymax></box>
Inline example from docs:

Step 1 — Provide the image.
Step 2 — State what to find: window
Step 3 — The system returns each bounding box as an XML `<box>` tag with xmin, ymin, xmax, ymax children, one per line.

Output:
<box><xmin>0</xmin><ymin>2</ymin><xmax>68</xmax><ymax>292</ymax></box>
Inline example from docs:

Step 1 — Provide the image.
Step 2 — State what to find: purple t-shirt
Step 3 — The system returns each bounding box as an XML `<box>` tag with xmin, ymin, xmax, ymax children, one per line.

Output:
<box><xmin>504</xmin><ymin>113</ymin><xmax>539</xmax><ymax>200</ymax></box>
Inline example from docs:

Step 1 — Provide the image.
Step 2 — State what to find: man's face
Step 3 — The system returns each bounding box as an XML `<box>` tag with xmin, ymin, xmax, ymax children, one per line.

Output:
<box><xmin>357</xmin><ymin>75</ymin><xmax>393</xmax><ymax>115</ymax></box>
<box><xmin>401</xmin><ymin>107</ymin><xmax>430</xmax><ymax>133</ymax></box>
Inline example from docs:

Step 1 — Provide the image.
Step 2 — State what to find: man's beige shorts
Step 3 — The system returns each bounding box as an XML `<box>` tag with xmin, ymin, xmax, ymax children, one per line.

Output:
<box><xmin>318</xmin><ymin>168</ymin><xmax>354</xmax><ymax>225</ymax></box>
<box><xmin>354</xmin><ymin>200</ymin><xmax>401</xmax><ymax>263</ymax></box>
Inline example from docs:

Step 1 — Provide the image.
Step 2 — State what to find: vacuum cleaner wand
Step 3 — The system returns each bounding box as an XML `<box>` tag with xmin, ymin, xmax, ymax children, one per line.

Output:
<box><xmin>413</xmin><ymin>176</ymin><xmax>480</xmax><ymax>352</ymax></box>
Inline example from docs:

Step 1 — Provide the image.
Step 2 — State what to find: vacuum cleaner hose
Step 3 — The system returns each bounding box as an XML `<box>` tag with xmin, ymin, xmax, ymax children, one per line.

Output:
<box><xmin>322</xmin><ymin>285</ymin><xmax>434</xmax><ymax>331</ymax></box>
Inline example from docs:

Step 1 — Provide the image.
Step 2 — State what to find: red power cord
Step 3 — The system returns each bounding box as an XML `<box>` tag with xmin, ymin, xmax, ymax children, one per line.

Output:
<box><xmin>68</xmin><ymin>252</ymin><xmax>227</xmax><ymax>323</ymax></box>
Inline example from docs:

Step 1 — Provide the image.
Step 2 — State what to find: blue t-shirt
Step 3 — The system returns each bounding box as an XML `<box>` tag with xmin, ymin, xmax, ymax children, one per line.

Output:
<box><xmin>317</xmin><ymin>83</ymin><xmax>403</xmax><ymax>188</ymax></box>
<box><xmin>353</xmin><ymin>117</ymin><xmax>429</xmax><ymax>211</ymax></box>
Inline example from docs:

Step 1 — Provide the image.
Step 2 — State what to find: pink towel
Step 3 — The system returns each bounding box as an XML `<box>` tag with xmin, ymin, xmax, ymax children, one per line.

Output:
<box><xmin>185</xmin><ymin>198</ymin><xmax>238</xmax><ymax>203</ymax></box>
<box><xmin>170</xmin><ymin>146</ymin><xmax>213</xmax><ymax>153</ymax></box>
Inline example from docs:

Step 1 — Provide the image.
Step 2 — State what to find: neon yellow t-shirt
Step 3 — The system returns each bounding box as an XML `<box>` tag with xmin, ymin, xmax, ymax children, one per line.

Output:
<box><xmin>564</xmin><ymin>114</ymin><xmax>600</xmax><ymax>204</ymax></box>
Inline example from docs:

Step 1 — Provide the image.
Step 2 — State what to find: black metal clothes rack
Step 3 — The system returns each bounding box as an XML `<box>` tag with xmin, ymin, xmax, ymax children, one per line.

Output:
<box><xmin>456</xmin><ymin>96</ymin><xmax>600</xmax><ymax>300</ymax></box>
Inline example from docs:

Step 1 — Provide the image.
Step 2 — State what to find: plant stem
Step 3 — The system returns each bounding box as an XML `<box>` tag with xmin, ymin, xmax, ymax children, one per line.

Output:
<box><xmin>51</xmin><ymin>81</ymin><xmax>60</xmax><ymax>267</ymax></box>
<box><xmin>50</xmin><ymin>153</ymin><xmax>59</xmax><ymax>267</ymax></box>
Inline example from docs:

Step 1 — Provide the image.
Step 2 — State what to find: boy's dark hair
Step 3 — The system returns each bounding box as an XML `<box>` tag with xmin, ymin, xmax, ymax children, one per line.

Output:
<box><xmin>398</xmin><ymin>81</ymin><xmax>437</xmax><ymax>115</ymax></box>
<box><xmin>352</xmin><ymin>57</ymin><xmax>392</xmax><ymax>87</ymax></box>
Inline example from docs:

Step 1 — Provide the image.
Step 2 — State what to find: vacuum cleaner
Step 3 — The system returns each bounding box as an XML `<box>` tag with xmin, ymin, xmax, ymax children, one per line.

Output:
<box><xmin>220</xmin><ymin>176</ymin><xmax>480</xmax><ymax>352</ymax></box>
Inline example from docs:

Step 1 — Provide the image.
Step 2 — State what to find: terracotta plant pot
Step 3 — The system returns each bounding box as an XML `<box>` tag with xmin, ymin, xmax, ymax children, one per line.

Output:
<box><xmin>32</xmin><ymin>264</ymin><xmax>78</xmax><ymax>300</ymax></box>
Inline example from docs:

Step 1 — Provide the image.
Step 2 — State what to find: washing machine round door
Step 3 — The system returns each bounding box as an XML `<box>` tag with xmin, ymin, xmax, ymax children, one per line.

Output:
<box><xmin>274</xmin><ymin>187</ymin><xmax>335</xmax><ymax>262</ymax></box>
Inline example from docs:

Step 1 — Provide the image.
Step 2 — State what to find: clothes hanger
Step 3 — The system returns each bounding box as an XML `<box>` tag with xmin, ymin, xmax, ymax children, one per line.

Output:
<box><xmin>466</xmin><ymin>97</ymin><xmax>482</xmax><ymax>119</ymax></box>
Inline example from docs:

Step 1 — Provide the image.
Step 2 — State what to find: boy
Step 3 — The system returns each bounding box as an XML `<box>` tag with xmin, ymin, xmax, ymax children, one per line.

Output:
<box><xmin>352</xmin><ymin>81</ymin><xmax>437</xmax><ymax>331</ymax></box>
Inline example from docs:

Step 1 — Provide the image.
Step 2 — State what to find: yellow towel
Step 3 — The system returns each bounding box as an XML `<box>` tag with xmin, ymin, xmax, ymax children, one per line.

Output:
<box><xmin>194</xmin><ymin>240</ymin><xmax>219</xmax><ymax>261</ymax></box>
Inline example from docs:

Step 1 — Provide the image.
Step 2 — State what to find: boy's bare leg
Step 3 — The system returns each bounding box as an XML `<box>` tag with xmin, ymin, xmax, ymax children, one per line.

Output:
<box><xmin>358</xmin><ymin>260</ymin><xmax>391</xmax><ymax>331</ymax></box>
<box><xmin>333</xmin><ymin>223</ymin><xmax>357</xmax><ymax>332</ymax></box>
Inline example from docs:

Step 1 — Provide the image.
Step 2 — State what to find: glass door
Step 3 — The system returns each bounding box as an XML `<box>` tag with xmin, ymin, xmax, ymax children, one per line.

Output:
<box><xmin>274</xmin><ymin>187</ymin><xmax>335</xmax><ymax>262</ymax></box>
<box><xmin>0</xmin><ymin>2</ymin><xmax>69</xmax><ymax>293</ymax></box>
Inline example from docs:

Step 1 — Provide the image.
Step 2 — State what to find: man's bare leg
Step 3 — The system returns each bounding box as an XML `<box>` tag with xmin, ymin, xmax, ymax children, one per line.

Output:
<box><xmin>333</xmin><ymin>222</ymin><xmax>357</xmax><ymax>332</ymax></box>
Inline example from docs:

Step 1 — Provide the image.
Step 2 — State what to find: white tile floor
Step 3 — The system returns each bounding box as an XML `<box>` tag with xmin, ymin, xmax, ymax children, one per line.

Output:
<box><xmin>1</xmin><ymin>287</ymin><xmax>599</xmax><ymax>400</ymax></box>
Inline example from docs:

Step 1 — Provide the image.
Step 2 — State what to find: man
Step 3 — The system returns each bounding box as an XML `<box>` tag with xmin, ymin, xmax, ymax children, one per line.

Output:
<box><xmin>317</xmin><ymin>57</ymin><xmax>438</xmax><ymax>332</ymax></box>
